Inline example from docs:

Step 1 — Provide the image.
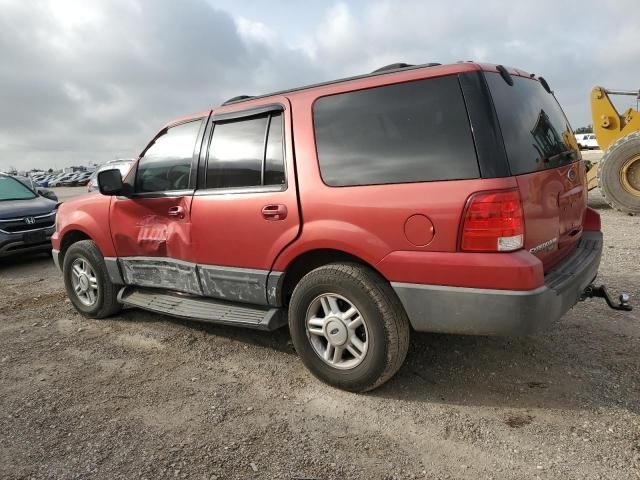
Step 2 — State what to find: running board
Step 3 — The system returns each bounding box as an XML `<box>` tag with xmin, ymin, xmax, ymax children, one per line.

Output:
<box><xmin>117</xmin><ymin>287</ymin><xmax>287</xmax><ymax>331</ymax></box>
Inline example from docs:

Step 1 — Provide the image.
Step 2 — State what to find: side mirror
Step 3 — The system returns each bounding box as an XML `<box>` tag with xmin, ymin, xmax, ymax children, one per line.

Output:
<box><xmin>97</xmin><ymin>169</ymin><xmax>125</xmax><ymax>196</ymax></box>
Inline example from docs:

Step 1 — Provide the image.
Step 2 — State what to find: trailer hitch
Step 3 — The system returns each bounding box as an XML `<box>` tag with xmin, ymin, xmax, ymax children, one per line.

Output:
<box><xmin>580</xmin><ymin>285</ymin><xmax>632</xmax><ymax>311</ymax></box>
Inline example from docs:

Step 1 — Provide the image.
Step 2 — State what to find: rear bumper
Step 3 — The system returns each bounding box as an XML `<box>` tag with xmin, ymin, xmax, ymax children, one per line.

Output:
<box><xmin>392</xmin><ymin>231</ymin><xmax>602</xmax><ymax>336</ymax></box>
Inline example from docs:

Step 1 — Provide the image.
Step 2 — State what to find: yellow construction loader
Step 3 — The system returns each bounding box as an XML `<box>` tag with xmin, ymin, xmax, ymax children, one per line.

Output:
<box><xmin>587</xmin><ymin>87</ymin><xmax>640</xmax><ymax>214</ymax></box>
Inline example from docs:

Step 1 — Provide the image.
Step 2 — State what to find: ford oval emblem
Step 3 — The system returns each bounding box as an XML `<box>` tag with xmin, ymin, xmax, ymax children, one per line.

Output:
<box><xmin>567</xmin><ymin>168</ymin><xmax>577</xmax><ymax>182</ymax></box>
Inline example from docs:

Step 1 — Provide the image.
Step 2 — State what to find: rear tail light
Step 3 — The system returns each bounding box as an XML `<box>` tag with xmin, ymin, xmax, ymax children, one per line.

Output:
<box><xmin>460</xmin><ymin>189</ymin><xmax>524</xmax><ymax>252</ymax></box>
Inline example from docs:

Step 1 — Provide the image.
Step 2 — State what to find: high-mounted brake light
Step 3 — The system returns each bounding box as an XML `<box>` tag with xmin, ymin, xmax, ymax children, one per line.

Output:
<box><xmin>460</xmin><ymin>189</ymin><xmax>524</xmax><ymax>252</ymax></box>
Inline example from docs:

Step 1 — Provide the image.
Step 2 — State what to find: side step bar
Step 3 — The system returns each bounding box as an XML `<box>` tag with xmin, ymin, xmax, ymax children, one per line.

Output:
<box><xmin>117</xmin><ymin>287</ymin><xmax>287</xmax><ymax>331</ymax></box>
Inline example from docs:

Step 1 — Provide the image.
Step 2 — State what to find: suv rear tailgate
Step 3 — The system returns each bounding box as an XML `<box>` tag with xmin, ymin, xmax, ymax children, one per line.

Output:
<box><xmin>485</xmin><ymin>71</ymin><xmax>587</xmax><ymax>271</ymax></box>
<box><xmin>516</xmin><ymin>162</ymin><xmax>587</xmax><ymax>270</ymax></box>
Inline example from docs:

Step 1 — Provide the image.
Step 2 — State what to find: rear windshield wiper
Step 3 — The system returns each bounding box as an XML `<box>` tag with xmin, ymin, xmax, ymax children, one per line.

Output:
<box><xmin>542</xmin><ymin>149</ymin><xmax>576</xmax><ymax>164</ymax></box>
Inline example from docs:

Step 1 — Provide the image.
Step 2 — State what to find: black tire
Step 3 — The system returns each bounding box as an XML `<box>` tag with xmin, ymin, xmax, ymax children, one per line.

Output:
<box><xmin>598</xmin><ymin>131</ymin><xmax>640</xmax><ymax>215</ymax></box>
<box><xmin>62</xmin><ymin>240</ymin><xmax>121</xmax><ymax>319</ymax></box>
<box><xmin>288</xmin><ymin>262</ymin><xmax>410</xmax><ymax>392</ymax></box>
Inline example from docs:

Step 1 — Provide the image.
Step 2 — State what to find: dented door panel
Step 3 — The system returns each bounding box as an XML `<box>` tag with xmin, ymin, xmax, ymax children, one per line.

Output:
<box><xmin>109</xmin><ymin>194</ymin><xmax>196</xmax><ymax>291</ymax></box>
<box><xmin>110</xmin><ymin>195</ymin><xmax>193</xmax><ymax>259</ymax></box>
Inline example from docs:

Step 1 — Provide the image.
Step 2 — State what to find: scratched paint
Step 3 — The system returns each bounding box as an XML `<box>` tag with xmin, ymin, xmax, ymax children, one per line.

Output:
<box><xmin>120</xmin><ymin>258</ymin><xmax>201</xmax><ymax>295</ymax></box>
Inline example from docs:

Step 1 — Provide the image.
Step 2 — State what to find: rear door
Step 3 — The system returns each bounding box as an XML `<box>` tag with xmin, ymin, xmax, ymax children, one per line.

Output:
<box><xmin>190</xmin><ymin>99</ymin><xmax>300</xmax><ymax>305</ymax></box>
<box><xmin>486</xmin><ymin>72</ymin><xmax>587</xmax><ymax>270</ymax></box>
<box><xmin>110</xmin><ymin>118</ymin><xmax>207</xmax><ymax>294</ymax></box>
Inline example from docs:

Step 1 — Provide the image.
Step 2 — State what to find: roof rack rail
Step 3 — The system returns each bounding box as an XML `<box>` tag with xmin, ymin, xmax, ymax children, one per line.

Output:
<box><xmin>371</xmin><ymin>62</ymin><xmax>441</xmax><ymax>74</ymax></box>
<box><xmin>372</xmin><ymin>63</ymin><xmax>414</xmax><ymax>73</ymax></box>
<box><xmin>222</xmin><ymin>95</ymin><xmax>253</xmax><ymax>106</ymax></box>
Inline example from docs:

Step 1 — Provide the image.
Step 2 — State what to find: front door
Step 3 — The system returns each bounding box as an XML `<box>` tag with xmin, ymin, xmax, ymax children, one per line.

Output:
<box><xmin>110</xmin><ymin>117</ymin><xmax>207</xmax><ymax>294</ymax></box>
<box><xmin>190</xmin><ymin>99</ymin><xmax>300</xmax><ymax>305</ymax></box>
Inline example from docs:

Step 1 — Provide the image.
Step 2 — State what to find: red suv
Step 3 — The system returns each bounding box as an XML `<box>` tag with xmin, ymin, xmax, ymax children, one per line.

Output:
<box><xmin>52</xmin><ymin>62</ymin><xmax>612</xmax><ymax>392</ymax></box>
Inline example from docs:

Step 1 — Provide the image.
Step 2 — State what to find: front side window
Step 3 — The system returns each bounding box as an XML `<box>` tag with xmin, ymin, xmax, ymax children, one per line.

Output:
<box><xmin>313</xmin><ymin>76</ymin><xmax>479</xmax><ymax>187</ymax></box>
<box><xmin>136</xmin><ymin>120</ymin><xmax>203</xmax><ymax>193</ymax></box>
<box><xmin>0</xmin><ymin>176</ymin><xmax>36</xmax><ymax>201</ymax></box>
<box><xmin>206</xmin><ymin>111</ymin><xmax>285</xmax><ymax>189</ymax></box>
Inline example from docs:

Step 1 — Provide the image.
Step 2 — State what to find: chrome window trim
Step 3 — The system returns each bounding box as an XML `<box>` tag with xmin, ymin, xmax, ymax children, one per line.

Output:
<box><xmin>121</xmin><ymin>189</ymin><xmax>195</xmax><ymax>200</ymax></box>
<box><xmin>193</xmin><ymin>185</ymin><xmax>286</xmax><ymax>196</ymax></box>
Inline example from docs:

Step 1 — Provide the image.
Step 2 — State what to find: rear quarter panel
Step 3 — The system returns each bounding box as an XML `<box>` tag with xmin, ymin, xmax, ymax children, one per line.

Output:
<box><xmin>273</xmin><ymin>75</ymin><xmax>518</xmax><ymax>273</ymax></box>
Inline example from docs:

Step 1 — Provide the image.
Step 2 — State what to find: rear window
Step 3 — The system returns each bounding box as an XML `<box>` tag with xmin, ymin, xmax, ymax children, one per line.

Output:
<box><xmin>313</xmin><ymin>76</ymin><xmax>479</xmax><ymax>187</ymax></box>
<box><xmin>485</xmin><ymin>73</ymin><xmax>576</xmax><ymax>175</ymax></box>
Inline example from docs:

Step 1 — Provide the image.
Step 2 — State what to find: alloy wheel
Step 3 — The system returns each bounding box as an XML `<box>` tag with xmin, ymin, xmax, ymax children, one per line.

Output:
<box><xmin>305</xmin><ymin>293</ymin><xmax>369</xmax><ymax>370</ymax></box>
<box><xmin>70</xmin><ymin>257</ymin><xmax>99</xmax><ymax>306</ymax></box>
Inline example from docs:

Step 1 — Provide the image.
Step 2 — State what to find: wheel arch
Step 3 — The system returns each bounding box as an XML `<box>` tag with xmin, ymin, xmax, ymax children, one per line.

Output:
<box><xmin>59</xmin><ymin>229</ymin><xmax>94</xmax><ymax>264</ymax></box>
<box><xmin>277</xmin><ymin>248</ymin><xmax>388</xmax><ymax>307</ymax></box>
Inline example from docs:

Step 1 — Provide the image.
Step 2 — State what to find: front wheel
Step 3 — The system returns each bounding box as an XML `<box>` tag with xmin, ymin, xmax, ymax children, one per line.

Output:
<box><xmin>62</xmin><ymin>240</ymin><xmax>121</xmax><ymax>318</ymax></box>
<box><xmin>288</xmin><ymin>263</ymin><xmax>410</xmax><ymax>392</ymax></box>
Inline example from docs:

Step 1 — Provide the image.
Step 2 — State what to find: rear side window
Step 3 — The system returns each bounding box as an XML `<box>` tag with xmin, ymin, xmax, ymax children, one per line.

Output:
<box><xmin>206</xmin><ymin>112</ymin><xmax>285</xmax><ymax>189</ymax></box>
<box><xmin>313</xmin><ymin>76</ymin><xmax>479</xmax><ymax>187</ymax></box>
<box><xmin>485</xmin><ymin>73</ymin><xmax>576</xmax><ymax>175</ymax></box>
<box><xmin>136</xmin><ymin>120</ymin><xmax>202</xmax><ymax>193</ymax></box>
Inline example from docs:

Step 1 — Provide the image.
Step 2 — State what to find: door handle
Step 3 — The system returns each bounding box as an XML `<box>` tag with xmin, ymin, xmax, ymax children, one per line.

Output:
<box><xmin>167</xmin><ymin>206</ymin><xmax>185</xmax><ymax>219</ymax></box>
<box><xmin>261</xmin><ymin>204</ymin><xmax>287</xmax><ymax>221</ymax></box>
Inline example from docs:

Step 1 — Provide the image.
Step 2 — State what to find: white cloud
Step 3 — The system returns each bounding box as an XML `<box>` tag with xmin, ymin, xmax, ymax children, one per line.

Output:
<box><xmin>236</xmin><ymin>16</ymin><xmax>277</xmax><ymax>47</ymax></box>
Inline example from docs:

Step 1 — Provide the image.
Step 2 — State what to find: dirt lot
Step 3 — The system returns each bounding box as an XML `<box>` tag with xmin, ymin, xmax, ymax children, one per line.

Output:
<box><xmin>1</xmin><ymin>188</ymin><xmax>639</xmax><ymax>480</ymax></box>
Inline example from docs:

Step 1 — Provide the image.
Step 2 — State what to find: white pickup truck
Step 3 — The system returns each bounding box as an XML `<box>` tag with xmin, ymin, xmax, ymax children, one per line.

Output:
<box><xmin>575</xmin><ymin>133</ymin><xmax>599</xmax><ymax>150</ymax></box>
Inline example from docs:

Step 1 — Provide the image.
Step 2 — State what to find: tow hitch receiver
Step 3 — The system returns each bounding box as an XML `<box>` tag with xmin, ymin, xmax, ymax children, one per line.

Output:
<box><xmin>580</xmin><ymin>285</ymin><xmax>632</xmax><ymax>311</ymax></box>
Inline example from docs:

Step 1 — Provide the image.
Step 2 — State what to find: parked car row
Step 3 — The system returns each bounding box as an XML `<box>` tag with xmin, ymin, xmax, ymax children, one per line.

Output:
<box><xmin>33</xmin><ymin>171</ymin><xmax>93</xmax><ymax>188</ymax></box>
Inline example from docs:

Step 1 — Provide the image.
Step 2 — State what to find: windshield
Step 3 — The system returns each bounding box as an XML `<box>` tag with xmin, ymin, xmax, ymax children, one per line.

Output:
<box><xmin>486</xmin><ymin>73</ymin><xmax>577</xmax><ymax>175</ymax></box>
<box><xmin>0</xmin><ymin>176</ymin><xmax>37</xmax><ymax>201</ymax></box>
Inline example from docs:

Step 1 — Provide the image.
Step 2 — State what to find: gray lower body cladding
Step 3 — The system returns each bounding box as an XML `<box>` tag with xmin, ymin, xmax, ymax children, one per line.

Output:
<box><xmin>54</xmin><ymin>231</ymin><xmax>602</xmax><ymax>336</ymax></box>
<box><xmin>56</xmin><ymin>254</ymin><xmax>284</xmax><ymax>308</ymax></box>
<box><xmin>393</xmin><ymin>231</ymin><xmax>603</xmax><ymax>336</ymax></box>
<box><xmin>119</xmin><ymin>257</ymin><xmax>202</xmax><ymax>296</ymax></box>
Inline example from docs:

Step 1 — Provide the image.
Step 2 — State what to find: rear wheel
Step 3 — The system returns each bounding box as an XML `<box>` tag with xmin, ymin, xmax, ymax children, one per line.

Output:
<box><xmin>598</xmin><ymin>131</ymin><xmax>640</xmax><ymax>215</ymax></box>
<box><xmin>63</xmin><ymin>240</ymin><xmax>121</xmax><ymax>318</ymax></box>
<box><xmin>288</xmin><ymin>263</ymin><xmax>410</xmax><ymax>392</ymax></box>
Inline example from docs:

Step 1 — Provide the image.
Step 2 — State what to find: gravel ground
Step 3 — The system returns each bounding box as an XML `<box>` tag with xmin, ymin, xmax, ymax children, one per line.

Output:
<box><xmin>1</xmin><ymin>188</ymin><xmax>639</xmax><ymax>480</ymax></box>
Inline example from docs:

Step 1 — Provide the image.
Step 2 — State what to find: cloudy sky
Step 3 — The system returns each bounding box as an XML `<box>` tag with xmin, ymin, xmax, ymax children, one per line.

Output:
<box><xmin>0</xmin><ymin>0</ymin><xmax>638</xmax><ymax>171</ymax></box>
